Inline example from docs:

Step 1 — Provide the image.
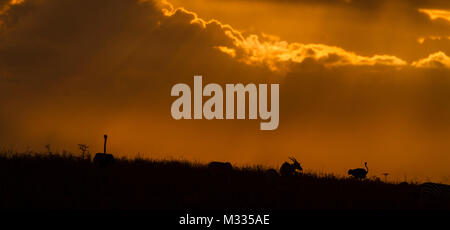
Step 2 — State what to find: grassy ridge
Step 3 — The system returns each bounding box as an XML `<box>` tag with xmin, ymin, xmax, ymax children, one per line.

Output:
<box><xmin>0</xmin><ymin>151</ymin><xmax>435</xmax><ymax>210</ymax></box>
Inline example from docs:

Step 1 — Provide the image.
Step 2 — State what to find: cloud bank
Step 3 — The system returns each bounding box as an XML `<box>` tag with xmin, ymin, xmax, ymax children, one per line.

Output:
<box><xmin>412</xmin><ymin>51</ymin><xmax>450</xmax><ymax>68</ymax></box>
<box><xmin>419</xmin><ymin>8</ymin><xmax>450</xmax><ymax>23</ymax></box>
<box><xmin>218</xmin><ymin>34</ymin><xmax>407</xmax><ymax>72</ymax></box>
<box><xmin>162</xmin><ymin>1</ymin><xmax>450</xmax><ymax>72</ymax></box>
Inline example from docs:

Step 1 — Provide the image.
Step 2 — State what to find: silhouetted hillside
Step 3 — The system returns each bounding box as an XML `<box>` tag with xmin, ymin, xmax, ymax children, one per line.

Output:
<box><xmin>0</xmin><ymin>151</ymin><xmax>445</xmax><ymax>210</ymax></box>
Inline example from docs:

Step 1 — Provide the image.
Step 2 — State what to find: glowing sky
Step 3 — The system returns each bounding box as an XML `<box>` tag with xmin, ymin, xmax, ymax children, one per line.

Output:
<box><xmin>1</xmin><ymin>0</ymin><xmax>450</xmax><ymax>183</ymax></box>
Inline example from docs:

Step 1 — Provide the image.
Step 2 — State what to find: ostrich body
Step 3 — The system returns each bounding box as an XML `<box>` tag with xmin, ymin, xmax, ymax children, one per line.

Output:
<box><xmin>348</xmin><ymin>162</ymin><xmax>368</xmax><ymax>179</ymax></box>
<box><xmin>93</xmin><ymin>135</ymin><xmax>115</xmax><ymax>167</ymax></box>
<box><xmin>280</xmin><ymin>157</ymin><xmax>302</xmax><ymax>177</ymax></box>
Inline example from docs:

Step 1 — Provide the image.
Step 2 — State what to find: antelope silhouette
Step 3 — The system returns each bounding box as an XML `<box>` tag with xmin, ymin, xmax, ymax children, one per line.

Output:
<box><xmin>280</xmin><ymin>157</ymin><xmax>302</xmax><ymax>177</ymax></box>
<box><xmin>348</xmin><ymin>162</ymin><xmax>368</xmax><ymax>179</ymax></box>
<box><xmin>93</xmin><ymin>135</ymin><xmax>114</xmax><ymax>167</ymax></box>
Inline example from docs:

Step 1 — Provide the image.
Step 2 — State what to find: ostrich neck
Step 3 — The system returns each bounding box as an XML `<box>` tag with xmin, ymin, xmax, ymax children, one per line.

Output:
<box><xmin>104</xmin><ymin>137</ymin><xmax>107</xmax><ymax>154</ymax></box>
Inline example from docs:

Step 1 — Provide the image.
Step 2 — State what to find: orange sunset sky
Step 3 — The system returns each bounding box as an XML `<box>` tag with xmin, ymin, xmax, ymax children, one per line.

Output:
<box><xmin>0</xmin><ymin>0</ymin><xmax>450</xmax><ymax>183</ymax></box>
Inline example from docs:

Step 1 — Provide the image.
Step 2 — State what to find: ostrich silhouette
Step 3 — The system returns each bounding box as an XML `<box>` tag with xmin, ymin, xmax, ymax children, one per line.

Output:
<box><xmin>348</xmin><ymin>162</ymin><xmax>368</xmax><ymax>179</ymax></box>
<box><xmin>280</xmin><ymin>157</ymin><xmax>302</xmax><ymax>177</ymax></box>
<box><xmin>93</xmin><ymin>135</ymin><xmax>114</xmax><ymax>167</ymax></box>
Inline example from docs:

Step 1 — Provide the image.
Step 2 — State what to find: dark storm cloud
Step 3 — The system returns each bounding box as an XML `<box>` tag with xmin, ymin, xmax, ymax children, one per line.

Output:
<box><xmin>0</xmin><ymin>0</ymin><xmax>274</xmax><ymax>143</ymax></box>
<box><xmin>0</xmin><ymin>0</ymin><xmax>448</xmax><ymax>129</ymax></box>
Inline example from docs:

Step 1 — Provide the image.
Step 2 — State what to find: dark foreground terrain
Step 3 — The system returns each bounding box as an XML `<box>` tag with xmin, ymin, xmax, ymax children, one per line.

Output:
<box><xmin>0</xmin><ymin>151</ymin><xmax>447</xmax><ymax>210</ymax></box>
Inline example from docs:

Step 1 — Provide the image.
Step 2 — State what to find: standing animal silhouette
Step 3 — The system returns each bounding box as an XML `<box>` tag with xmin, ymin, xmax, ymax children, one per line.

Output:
<box><xmin>280</xmin><ymin>157</ymin><xmax>303</xmax><ymax>177</ymax></box>
<box><xmin>348</xmin><ymin>162</ymin><xmax>368</xmax><ymax>179</ymax></box>
<box><xmin>93</xmin><ymin>135</ymin><xmax>114</xmax><ymax>167</ymax></box>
